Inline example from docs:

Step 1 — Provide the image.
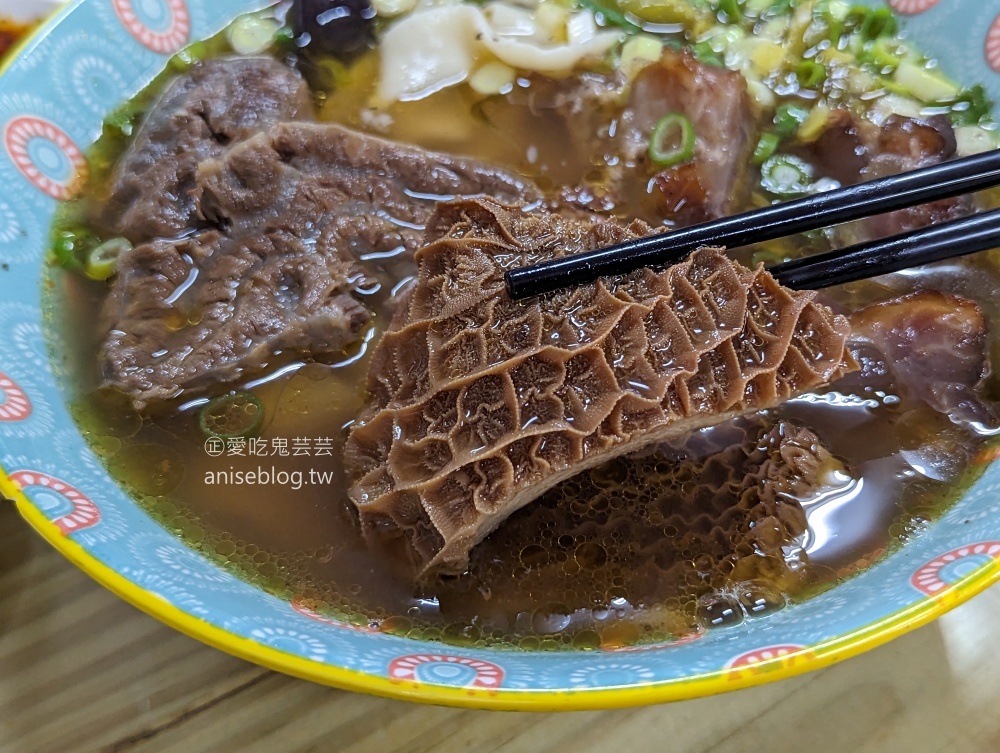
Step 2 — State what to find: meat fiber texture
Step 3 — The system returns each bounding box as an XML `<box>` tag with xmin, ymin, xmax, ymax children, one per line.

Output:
<box><xmin>851</xmin><ymin>291</ymin><xmax>997</xmax><ymax>427</ymax></box>
<box><xmin>103</xmin><ymin>57</ymin><xmax>315</xmax><ymax>243</ymax></box>
<box><xmin>345</xmin><ymin>198</ymin><xmax>856</xmax><ymax>577</ymax></box>
<box><xmin>100</xmin><ymin>60</ymin><xmax>538</xmax><ymax>408</ymax></box>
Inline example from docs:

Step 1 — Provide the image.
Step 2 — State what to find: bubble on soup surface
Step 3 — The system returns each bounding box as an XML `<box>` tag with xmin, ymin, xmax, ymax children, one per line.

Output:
<box><xmin>696</xmin><ymin>592</ymin><xmax>744</xmax><ymax>629</ymax></box>
<box><xmin>108</xmin><ymin>443</ymin><xmax>185</xmax><ymax>496</ymax></box>
<box><xmin>73</xmin><ymin>388</ymin><xmax>142</xmax><ymax>439</ymax></box>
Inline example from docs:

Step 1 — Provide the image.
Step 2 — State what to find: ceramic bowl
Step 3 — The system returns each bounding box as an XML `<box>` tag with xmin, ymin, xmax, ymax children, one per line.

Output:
<box><xmin>2</xmin><ymin>0</ymin><xmax>1000</xmax><ymax>710</ymax></box>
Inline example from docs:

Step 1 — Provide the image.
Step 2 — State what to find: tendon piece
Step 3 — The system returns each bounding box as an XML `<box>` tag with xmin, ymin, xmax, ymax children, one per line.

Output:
<box><xmin>345</xmin><ymin>198</ymin><xmax>856</xmax><ymax>576</ymax></box>
<box><xmin>851</xmin><ymin>291</ymin><xmax>997</xmax><ymax>426</ymax></box>
<box><xmin>861</xmin><ymin>115</ymin><xmax>967</xmax><ymax>239</ymax></box>
<box><xmin>436</xmin><ymin>416</ymin><xmax>839</xmax><ymax>625</ymax></box>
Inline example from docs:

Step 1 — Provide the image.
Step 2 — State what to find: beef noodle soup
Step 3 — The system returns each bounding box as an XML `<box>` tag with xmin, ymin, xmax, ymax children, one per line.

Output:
<box><xmin>49</xmin><ymin>0</ymin><xmax>1000</xmax><ymax>648</ymax></box>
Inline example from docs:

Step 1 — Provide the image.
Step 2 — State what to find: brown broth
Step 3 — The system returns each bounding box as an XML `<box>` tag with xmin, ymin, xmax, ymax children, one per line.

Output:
<box><xmin>49</xmin><ymin>19</ymin><xmax>1000</xmax><ymax>649</ymax></box>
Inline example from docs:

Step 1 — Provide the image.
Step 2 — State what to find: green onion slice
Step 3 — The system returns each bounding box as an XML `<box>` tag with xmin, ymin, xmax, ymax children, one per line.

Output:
<box><xmin>648</xmin><ymin>113</ymin><xmax>697</xmax><ymax>168</ymax></box>
<box><xmin>227</xmin><ymin>14</ymin><xmax>282</xmax><ymax>56</ymax></box>
<box><xmin>773</xmin><ymin>103</ymin><xmax>810</xmax><ymax>138</ymax></box>
<box><xmin>760</xmin><ymin>154</ymin><xmax>814</xmax><ymax>197</ymax></box>
<box><xmin>199</xmin><ymin>392</ymin><xmax>265</xmax><ymax>440</ymax></box>
<box><xmin>857</xmin><ymin>7</ymin><xmax>897</xmax><ymax>42</ymax></box>
<box><xmin>752</xmin><ymin>133</ymin><xmax>781</xmax><ymax>165</ymax></box>
<box><xmin>691</xmin><ymin>41</ymin><xmax>724</xmax><ymax>68</ymax></box>
<box><xmin>796</xmin><ymin>60</ymin><xmax>827</xmax><ymax>89</ymax></box>
<box><xmin>84</xmin><ymin>237</ymin><xmax>130</xmax><ymax>281</ymax></box>
<box><xmin>53</xmin><ymin>229</ymin><xmax>93</xmax><ymax>271</ymax></box>
<box><xmin>719</xmin><ymin>0</ymin><xmax>743</xmax><ymax>23</ymax></box>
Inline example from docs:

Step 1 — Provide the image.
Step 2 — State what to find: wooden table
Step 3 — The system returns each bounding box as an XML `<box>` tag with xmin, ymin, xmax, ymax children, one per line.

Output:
<box><xmin>3</xmin><ymin>501</ymin><xmax>1000</xmax><ymax>753</ymax></box>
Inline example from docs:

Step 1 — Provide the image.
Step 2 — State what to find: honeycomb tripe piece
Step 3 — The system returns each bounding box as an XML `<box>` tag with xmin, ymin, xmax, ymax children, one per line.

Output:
<box><xmin>345</xmin><ymin>198</ymin><xmax>856</xmax><ymax>577</ymax></box>
<box><xmin>437</xmin><ymin>416</ymin><xmax>840</xmax><ymax>624</ymax></box>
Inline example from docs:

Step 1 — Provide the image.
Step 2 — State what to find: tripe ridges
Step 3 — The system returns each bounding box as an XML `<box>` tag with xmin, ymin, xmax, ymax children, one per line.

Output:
<box><xmin>345</xmin><ymin>198</ymin><xmax>855</xmax><ymax>577</ymax></box>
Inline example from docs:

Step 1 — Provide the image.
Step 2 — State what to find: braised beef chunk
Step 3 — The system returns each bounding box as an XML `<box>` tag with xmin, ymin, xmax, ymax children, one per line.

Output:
<box><xmin>619</xmin><ymin>50</ymin><xmax>755</xmax><ymax>224</ymax></box>
<box><xmin>541</xmin><ymin>52</ymin><xmax>753</xmax><ymax>223</ymax></box>
<box><xmin>808</xmin><ymin>109</ymin><xmax>872</xmax><ymax>186</ymax></box>
<box><xmin>851</xmin><ymin>291</ymin><xmax>996</xmax><ymax>426</ymax></box>
<box><xmin>103</xmin><ymin>123</ymin><xmax>539</xmax><ymax>408</ymax></box>
<box><xmin>806</xmin><ymin>111</ymin><xmax>968</xmax><ymax>241</ymax></box>
<box><xmin>862</xmin><ymin>115</ymin><xmax>968</xmax><ymax>239</ymax></box>
<box><xmin>345</xmin><ymin>198</ymin><xmax>855</xmax><ymax>577</ymax></box>
<box><xmin>103</xmin><ymin>58</ymin><xmax>315</xmax><ymax>243</ymax></box>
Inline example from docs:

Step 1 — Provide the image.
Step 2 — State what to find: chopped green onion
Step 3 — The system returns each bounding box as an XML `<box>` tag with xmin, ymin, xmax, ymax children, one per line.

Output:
<box><xmin>767</xmin><ymin>0</ymin><xmax>798</xmax><ymax>14</ymax></box>
<box><xmin>274</xmin><ymin>26</ymin><xmax>296</xmax><ymax>47</ymax></box>
<box><xmin>943</xmin><ymin>85</ymin><xmax>993</xmax><ymax>127</ymax></box>
<box><xmin>199</xmin><ymin>392</ymin><xmax>265</xmax><ymax>440</ymax></box>
<box><xmin>858</xmin><ymin>7</ymin><xmax>896</xmax><ymax>42</ymax></box>
<box><xmin>816</xmin><ymin>0</ymin><xmax>845</xmax><ymax>44</ymax></box>
<box><xmin>760</xmin><ymin>154</ymin><xmax>813</xmax><ymax>197</ymax></box>
<box><xmin>53</xmin><ymin>229</ymin><xmax>96</xmax><ymax>272</ymax></box>
<box><xmin>84</xmin><ymin>238</ymin><xmax>130</xmax><ymax>281</ymax></box>
<box><xmin>104</xmin><ymin>108</ymin><xmax>140</xmax><ymax>139</ymax></box>
<box><xmin>718</xmin><ymin>0</ymin><xmax>743</xmax><ymax>23</ymax></box>
<box><xmin>168</xmin><ymin>41</ymin><xmax>210</xmax><ymax>73</ymax></box>
<box><xmin>692</xmin><ymin>41</ymin><xmax>725</xmax><ymax>67</ymax></box>
<box><xmin>773</xmin><ymin>102</ymin><xmax>810</xmax><ymax>138</ymax></box>
<box><xmin>227</xmin><ymin>14</ymin><xmax>281</xmax><ymax>55</ymax></box>
<box><xmin>648</xmin><ymin>113</ymin><xmax>697</xmax><ymax>168</ymax></box>
<box><xmin>858</xmin><ymin>37</ymin><xmax>903</xmax><ymax>71</ymax></box>
<box><xmin>752</xmin><ymin>132</ymin><xmax>781</xmax><ymax>165</ymax></box>
<box><xmin>795</xmin><ymin>60</ymin><xmax>827</xmax><ymax>89</ymax></box>
<box><xmin>578</xmin><ymin>0</ymin><xmax>643</xmax><ymax>33</ymax></box>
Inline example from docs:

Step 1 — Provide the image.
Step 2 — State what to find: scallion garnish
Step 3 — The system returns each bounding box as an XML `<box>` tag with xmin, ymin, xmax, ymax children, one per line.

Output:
<box><xmin>945</xmin><ymin>85</ymin><xmax>993</xmax><ymax>127</ymax></box>
<box><xmin>760</xmin><ymin>154</ymin><xmax>813</xmax><ymax>197</ymax></box>
<box><xmin>718</xmin><ymin>0</ymin><xmax>743</xmax><ymax>23</ymax></box>
<box><xmin>857</xmin><ymin>7</ymin><xmax>897</xmax><ymax>42</ymax></box>
<box><xmin>773</xmin><ymin>103</ymin><xmax>810</xmax><ymax>138</ymax></box>
<box><xmin>796</xmin><ymin>60</ymin><xmax>827</xmax><ymax>89</ymax></box>
<box><xmin>84</xmin><ymin>238</ymin><xmax>130</xmax><ymax>281</ymax></box>
<box><xmin>648</xmin><ymin>113</ymin><xmax>697</xmax><ymax>168</ymax></box>
<box><xmin>52</xmin><ymin>229</ymin><xmax>91</xmax><ymax>272</ymax></box>
<box><xmin>752</xmin><ymin>132</ymin><xmax>781</xmax><ymax>165</ymax></box>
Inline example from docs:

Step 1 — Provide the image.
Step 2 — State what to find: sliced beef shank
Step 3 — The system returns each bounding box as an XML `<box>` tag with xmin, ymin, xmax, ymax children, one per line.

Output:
<box><xmin>345</xmin><ymin>198</ymin><xmax>856</xmax><ymax>577</ymax></box>
<box><xmin>102</xmin><ymin>124</ymin><xmax>540</xmax><ymax>408</ymax></box>
<box><xmin>103</xmin><ymin>57</ymin><xmax>315</xmax><ymax>243</ymax></box>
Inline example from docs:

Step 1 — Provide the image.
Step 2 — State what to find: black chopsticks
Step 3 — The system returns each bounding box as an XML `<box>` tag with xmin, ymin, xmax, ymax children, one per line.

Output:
<box><xmin>505</xmin><ymin>148</ymin><xmax>1000</xmax><ymax>299</ymax></box>
<box><xmin>771</xmin><ymin>208</ymin><xmax>1000</xmax><ymax>290</ymax></box>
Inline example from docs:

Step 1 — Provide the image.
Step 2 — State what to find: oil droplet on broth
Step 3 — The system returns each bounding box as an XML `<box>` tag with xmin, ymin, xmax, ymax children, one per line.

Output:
<box><xmin>108</xmin><ymin>443</ymin><xmax>185</xmax><ymax>496</ymax></box>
